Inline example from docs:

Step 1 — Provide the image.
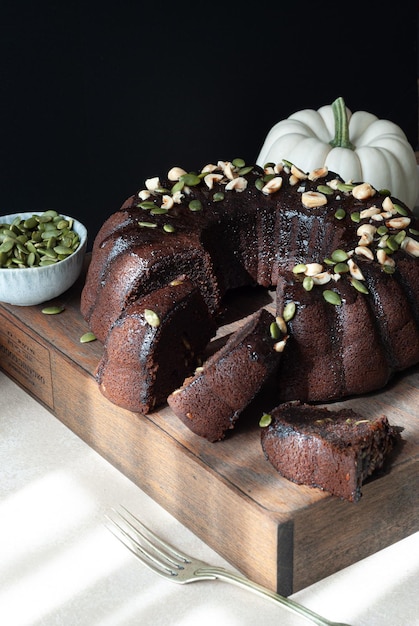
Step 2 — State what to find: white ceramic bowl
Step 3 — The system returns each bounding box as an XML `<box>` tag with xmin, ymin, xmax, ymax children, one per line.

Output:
<box><xmin>0</xmin><ymin>212</ymin><xmax>87</xmax><ymax>306</ymax></box>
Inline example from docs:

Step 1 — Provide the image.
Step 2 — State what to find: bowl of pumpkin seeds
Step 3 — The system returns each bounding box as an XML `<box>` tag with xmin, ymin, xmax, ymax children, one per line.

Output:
<box><xmin>0</xmin><ymin>210</ymin><xmax>87</xmax><ymax>305</ymax></box>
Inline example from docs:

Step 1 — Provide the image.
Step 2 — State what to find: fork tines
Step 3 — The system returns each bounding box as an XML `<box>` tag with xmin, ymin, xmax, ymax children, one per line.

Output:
<box><xmin>106</xmin><ymin>506</ymin><xmax>190</xmax><ymax>578</ymax></box>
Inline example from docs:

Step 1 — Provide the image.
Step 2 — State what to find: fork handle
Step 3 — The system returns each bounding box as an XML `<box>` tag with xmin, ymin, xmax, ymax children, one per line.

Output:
<box><xmin>195</xmin><ymin>567</ymin><xmax>350</xmax><ymax>626</ymax></box>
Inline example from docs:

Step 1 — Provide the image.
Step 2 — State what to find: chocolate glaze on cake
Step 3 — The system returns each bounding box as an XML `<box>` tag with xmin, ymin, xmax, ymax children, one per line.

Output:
<box><xmin>96</xmin><ymin>276</ymin><xmax>216</xmax><ymax>413</ymax></box>
<box><xmin>168</xmin><ymin>308</ymin><xmax>286</xmax><ymax>441</ymax></box>
<box><xmin>261</xmin><ymin>402</ymin><xmax>401</xmax><ymax>502</ymax></box>
<box><xmin>81</xmin><ymin>159</ymin><xmax>419</xmax><ymax>411</ymax></box>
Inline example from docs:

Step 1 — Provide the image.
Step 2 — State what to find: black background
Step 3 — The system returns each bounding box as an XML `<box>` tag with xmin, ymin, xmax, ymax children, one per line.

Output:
<box><xmin>1</xmin><ymin>1</ymin><xmax>418</xmax><ymax>245</ymax></box>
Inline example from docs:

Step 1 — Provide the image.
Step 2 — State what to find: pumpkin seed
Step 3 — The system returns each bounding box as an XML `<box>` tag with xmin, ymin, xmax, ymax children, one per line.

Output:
<box><xmin>283</xmin><ymin>301</ymin><xmax>296</xmax><ymax>322</ymax></box>
<box><xmin>394</xmin><ymin>230</ymin><xmax>406</xmax><ymax>245</ymax></box>
<box><xmin>335</xmin><ymin>181</ymin><xmax>355</xmax><ymax>193</ymax></box>
<box><xmin>42</xmin><ymin>305</ymin><xmax>64</xmax><ymax>314</ymax></box>
<box><xmin>259</xmin><ymin>413</ymin><xmax>272</xmax><ymax>427</ymax></box>
<box><xmin>23</xmin><ymin>216</ymin><xmax>38</xmax><ymax>229</ymax></box>
<box><xmin>213</xmin><ymin>192</ymin><xmax>225</xmax><ymax>202</ymax></box>
<box><xmin>80</xmin><ymin>331</ymin><xmax>97</xmax><ymax>343</ymax></box>
<box><xmin>232</xmin><ymin>158</ymin><xmax>245</xmax><ymax>168</ymax></box>
<box><xmin>317</xmin><ymin>184</ymin><xmax>333</xmax><ymax>195</ymax></box>
<box><xmin>334</xmin><ymin>262</ymin><xmax>349</xmax><ymax>274</ymax></box>
<box><xmin>138</xmin><ymin>221</ymin><xmax>157</xmax><ymax>228</ymax></box>
<box><xmin>144</xmin><ymin>308</ymin><xmax>160</xmax><ymax>327</ymax></box>
<box><xmin>269</xmin><ymin>321</ymin><xmax>281</xmax><ymax>340</ymax></box>
<box><xmin>53</xmin><ymin>245</ymin><xmax>73</xmax><ymax>256</ymax></box>
<box><xmin>27</xmin><ymin>252</ymin><xmax>36</xmax><ymax>266</ymax></box>
<box><xmin>303</xmin><ymin>276</ymin><xmax>314</xmax><ymax>291</ymax></box>
<box><xmin>350</xmin><ymin>278</ymin><xmax>369</xmax><ymax>294</ymax></box>
<box><xmin>171</xmin><ymin>180</ymin><xmax>185</xmax><ymax>194</ymax></box>
<box><xmin>0</xmin><ymin>239</ymin><xmax>15</xmax><ymax>254</ymax></box>
<box><xmin>188</xmin><ymin>199</ymin><xmax>202</xmax><ymax>212</ymax></box>
<box><xmin>393</xmin><ymin>203</ymin><xmax>408</xmax><ymax>216</ymax></box>
<box><xmin>323</xmin><ymin>289</ymin><xmax>342</xmax><ymax>305</ymax></box>
<box><xmin>163</xmin><ymin>223</ymin><xmax>175</xmax><ymax>233</ymax></box>
<box><xmin>238</xmin><ymin>166</ymin><xmax>253</xmax><ymax>176</ymax></box>
<box><xmin>137</xmin><ymin>201</ymin><xmax>156</xmax><ymax>210</ymax></box>
<box><xmin>378</xmin><ymin>188</ymin><xmax>391</xmax><ymax>197</ymax></box>
<box><xmin>350</xmin><ymin>212</ymin><xmax>360</xmax><ymax>223</ymax></box>
<box><xmin>331</xmin><ymin>249</ymin><xmax>348</xmax><ymax>262</ymax></box>
<box><xmin>334</xmin><ymin>208</ymin><xmax>346</xmax><ymax>220</ymax></box>
<box><xmin>293</xmin><ymin>263</ymin><xmax>307</xmax><ymax>274</ymax></box>
<box><xmin>386</xmin><ymin>236</ymin><xmax>399</xmax><ymax>252</ymax></box>
<box><xmin>180</xmin><ymin>173</ymin><xmax>201</xmax><ymax>187</ymax></box>
<box><xmin>153</xmin><ymin>187</ymin><xmax>170</xmax><ymax>195</ymax></box>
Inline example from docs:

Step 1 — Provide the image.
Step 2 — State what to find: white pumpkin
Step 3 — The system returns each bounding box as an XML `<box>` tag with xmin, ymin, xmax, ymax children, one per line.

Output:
<box><xmin>257</xmin><ymin>97</ymin><xmax>419</xmax><ymax>209</ymax></box>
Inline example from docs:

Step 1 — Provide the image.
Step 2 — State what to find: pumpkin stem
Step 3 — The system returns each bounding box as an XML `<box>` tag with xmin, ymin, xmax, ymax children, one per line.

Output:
<box><xmin>329</xmin><ymin>96</ymin><xmax>355</xmax><ymax>150</ymax></box>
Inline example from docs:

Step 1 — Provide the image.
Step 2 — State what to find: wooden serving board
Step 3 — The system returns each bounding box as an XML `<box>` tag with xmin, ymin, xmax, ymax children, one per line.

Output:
<box><xmin>1</xmin><ymin>263</ymin><xmax>418</xmax><ymax>595</ymax></box>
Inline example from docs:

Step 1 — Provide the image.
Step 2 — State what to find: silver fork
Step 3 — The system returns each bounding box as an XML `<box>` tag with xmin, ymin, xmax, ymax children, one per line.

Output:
<box><xmin>106</xmin><ymin>506</ymin><xmax>351</xmax><ymax>626</ymax></box>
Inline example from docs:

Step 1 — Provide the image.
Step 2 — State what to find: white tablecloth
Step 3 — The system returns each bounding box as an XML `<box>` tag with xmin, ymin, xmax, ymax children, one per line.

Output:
<box><xmin>1</xmin><ymin>370</ymin><xmax>418</xmax><ymax>626</ymax></box>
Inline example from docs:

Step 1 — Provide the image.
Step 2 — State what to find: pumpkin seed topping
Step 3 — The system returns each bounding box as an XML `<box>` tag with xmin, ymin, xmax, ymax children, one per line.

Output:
<box><xmin>269</xmin><ymin>321</ymin><xmax>282</xmax><ymax>340</ymax></box>
<box><xmin>393</xmin><ymin>203</ymin><xmax>409</xmax><ymax>217</ymax></box>
<box><xmin>188</xmin><ymin>199</ymin><xmax>202</xmax><ymax>212</ymax></box>
<box><xmin>232</xmin><ymin>157</ymin><xmax>246</xmax><ymax>168</ymax></box>
<box><xmin>180</xmin><ymin>173</ymin><xmax>201</xmax><ymax>187</ymax></box>
<box><xmin>163</xmin><ymin>224</ymin><xmax>175</xmax><ymax>233</ymax></box>
<box><xmin>350</xmin><ymin>278</ymin><xmax>369</xmax><ymax>294</ymax></box>
<box><xmin>131</xmin><ymin>158</ymin><xmax>419</xmax><ymax>310</ymax></box>
<box><xmin>334</xmin><ymin>262</ymin><xmax>349</xmax><ymax>274</ymax></box>
<box><xmin>303</xmin><ymin>276</ymin><xmax>314</xmax><ymax>291</ymax></box>
<box><xmin>283</xmin><ymin>301</ymin><xmax>296</xmax><ymax>322</ymax></box>
<box><xmin>317</xmin><ymin>184</ymin><xmax>333</xmax><ymax>195</ymax></box>
<box><xmin>259</xmin><ymin>413</ymin><xmax>272</xmax><ymax>427</ymax></box>
<box><xmin>323</xmin><ymin>289</ymin><xmax>342</xmax><ymax>305</ymax></box>
<box><xmin>138</xmin><ymin>221</ymin><xmax>157</xmax><ymax>228</ymax></box>
<box><xmin>335</xmin><ymin>181</ymin><xmax>356</xmax><ymax>193</ymax></box>
<box><xmin>144</xmin><ymin>309</ymin><xmax>160</xmax><ymax>327</ymax></box>
<box><xmin>331</xmin><ymin>249</ymin><xmax>348</xmax><ymax>263</ymax></box>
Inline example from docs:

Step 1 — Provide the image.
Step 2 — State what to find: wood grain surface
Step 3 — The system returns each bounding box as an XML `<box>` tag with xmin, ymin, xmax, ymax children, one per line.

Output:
<box><xmin>1</xmin><ymin>263</ymin><xmax>418</xmax><ymax>595</ymax></box>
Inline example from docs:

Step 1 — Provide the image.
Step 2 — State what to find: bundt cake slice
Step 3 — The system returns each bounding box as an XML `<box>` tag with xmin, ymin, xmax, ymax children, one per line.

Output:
<box><xmin>168</xmin><ymin>308</ymin><xmax>286</xmax><ymax>442</ymax></box>
<box><xmin>260</xmin><ymin>402</ymin><xmax>401</xmax><ymax>502</ymax></box>
<box><xmin>96</xmin><ymin>276</ymin><xmax>216</xmax><ymax>413</ymax></box>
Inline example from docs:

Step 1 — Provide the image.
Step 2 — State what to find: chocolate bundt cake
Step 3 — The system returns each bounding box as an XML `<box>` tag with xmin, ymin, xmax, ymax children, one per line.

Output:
<box><xmin>260</xmin><ymin>402</ymin><xmax>401</xmax><ymax>502</ymax></box>
<box><xmin>81</xmin><ymin>159</ymin><xmax>419</xmax><ymax>412</ymax></box>
<box><xmin>95</xmin><ymin>276</ymin><xmax>216</xmax><ymax>413</ymax></box>
<box><xmin>168</xmin><ymin>308</ymin><xmax>286</xmax><ymax>442</ymax></box>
